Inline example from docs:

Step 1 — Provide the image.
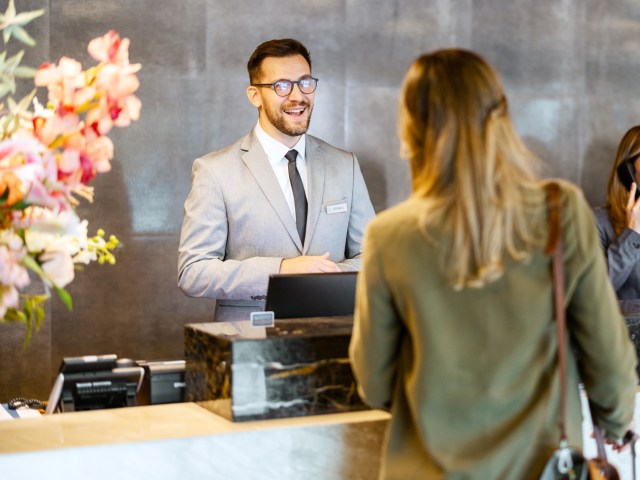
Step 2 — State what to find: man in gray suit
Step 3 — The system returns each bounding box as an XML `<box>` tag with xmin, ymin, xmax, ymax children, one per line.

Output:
<box><xmin>178</xmin><ymin>38</ymin><xmax>375</xmax><ymax>320</ymax></box>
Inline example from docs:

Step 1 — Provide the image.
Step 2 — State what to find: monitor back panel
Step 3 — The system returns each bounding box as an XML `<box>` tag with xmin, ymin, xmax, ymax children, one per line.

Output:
<box><xmin>265</xmin><ymin>272</ymin><xmax>358</xmax><ymax>319</ymax></box>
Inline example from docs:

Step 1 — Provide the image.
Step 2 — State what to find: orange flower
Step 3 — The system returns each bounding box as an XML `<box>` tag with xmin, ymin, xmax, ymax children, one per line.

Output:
<box><xmin>0</xmin><ymin>171</ymin><xmax>24</xmax><ymax>206</ymax></box>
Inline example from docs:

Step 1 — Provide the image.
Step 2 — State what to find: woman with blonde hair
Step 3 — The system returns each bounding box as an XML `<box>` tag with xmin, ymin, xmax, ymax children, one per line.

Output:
<box><xmin>594</xmin><ymin>125</ymin><xmax>640</xmax><ymax>298</ymax></box>
<box><xmin>349</xmin><ymin>49</ymin><xmax>637</xmax><ymax>479</ymax></box>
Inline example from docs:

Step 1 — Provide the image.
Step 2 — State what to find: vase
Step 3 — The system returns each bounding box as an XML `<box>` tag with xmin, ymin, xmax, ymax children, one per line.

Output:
<box><xmin>0</xmin><ymin>273</ymin><xmax>53</xmax><ymax>401</ymax></box>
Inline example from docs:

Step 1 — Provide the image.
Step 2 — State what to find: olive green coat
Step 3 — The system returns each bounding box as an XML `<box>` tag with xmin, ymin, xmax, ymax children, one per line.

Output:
<box><xmin>349</xmin><ymin>181</ymin><xmax>637</xmax><ymax>480</ymax></box>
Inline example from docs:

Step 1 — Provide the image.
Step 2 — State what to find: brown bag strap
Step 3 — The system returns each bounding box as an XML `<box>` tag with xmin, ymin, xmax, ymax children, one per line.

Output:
<box><xmin>545</xmin><ymin>182</ymin><xmax>568</xmax><ymax>443</ymax></box>
<box><xmin>545</xmin><ymin>183</ymin><xmax>620</xmax><ymax>467</ymax></box>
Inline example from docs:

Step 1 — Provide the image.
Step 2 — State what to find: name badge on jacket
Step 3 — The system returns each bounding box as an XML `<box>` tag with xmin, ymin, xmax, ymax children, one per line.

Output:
<box><xmin>326</xmin><ymin>202</ymin><xmax>348</xmax><ymax>214</ymax></box>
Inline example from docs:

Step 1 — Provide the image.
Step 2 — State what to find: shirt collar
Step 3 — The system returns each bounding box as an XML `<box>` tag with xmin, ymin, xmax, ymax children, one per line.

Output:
<box><xmin>254</xmin><ymin>121</ymin><xmax>306</xmax><ymax>164</ymax></box>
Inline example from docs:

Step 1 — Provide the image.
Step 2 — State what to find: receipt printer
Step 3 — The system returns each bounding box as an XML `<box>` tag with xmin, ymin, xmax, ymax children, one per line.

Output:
<box><xmin>136</xmin><ymin>360</ymin><xmax>186</xmax><ymax>405</ymax></box>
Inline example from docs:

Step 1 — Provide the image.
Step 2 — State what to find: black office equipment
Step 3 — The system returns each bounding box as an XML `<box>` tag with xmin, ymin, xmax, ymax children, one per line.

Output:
<box><xmin>45</xmin><ymin>354</ymin><xmax>144</xmax><ymax>414</ymax></box>
<box><xmin>136</xmin><ymin>360</ymin><xmax>186</xmax><ymax>405</ymax></box>
<box><xmin>264</xmin><ymin>272</ymin><xmax>358</xmax><ymax>319</ymax></box>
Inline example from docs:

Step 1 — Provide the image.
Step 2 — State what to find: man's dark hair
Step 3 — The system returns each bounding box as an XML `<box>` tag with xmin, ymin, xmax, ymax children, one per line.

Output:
<box><xmin>247</xmin><ymin>38</ymin><xmax>312</xmax><ymax>83</ymax></box>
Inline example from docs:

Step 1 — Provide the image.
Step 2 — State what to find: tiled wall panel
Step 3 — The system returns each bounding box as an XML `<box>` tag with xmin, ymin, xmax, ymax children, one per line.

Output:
<box><xmin>1</xmin><ymin>0</ymin><xmax>638</xmax><ymax>398</ymax></box>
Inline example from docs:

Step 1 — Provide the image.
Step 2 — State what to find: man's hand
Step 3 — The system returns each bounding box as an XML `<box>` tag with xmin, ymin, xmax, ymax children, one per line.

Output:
<box><xmin>626</xmin><ymin>183</ymin><xmax>640</xmax><ymax>233</ymax></box>
<box><xmin>280</xmin><ymin>252</ymin><xmax>341</xmax><ymax>273</ymax></box>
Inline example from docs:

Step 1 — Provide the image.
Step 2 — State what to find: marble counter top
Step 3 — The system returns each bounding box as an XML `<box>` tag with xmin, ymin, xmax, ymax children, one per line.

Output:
<box><xmin>2</xmin><ymin>395</ymin><xmax>640</xmax><ymax>479</ymax></box>
<box><xmin>0</xmin><ymin>403</ymin><xmax>390</xmax><ymax>480</ymax></box>
<box><xmin>185</xmin><ymin>317</ymin><xmax>367</xmax><ymax>421</ymax></box>
<box><xmin>0</xmin><ymin>403</ymin><xmax>390</xmax><ymax>454</ymax></box>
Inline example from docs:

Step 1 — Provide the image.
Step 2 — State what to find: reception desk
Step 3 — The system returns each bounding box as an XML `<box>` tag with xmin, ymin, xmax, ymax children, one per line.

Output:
<box><xmin>3</xmin><ymin>306</ymin><xmax>640</xmax><ymax>480</ymax></box>
<box><xmin>185</xmin><ymin>317</ymin><xmax>367</xmax><ymax>421</ymax></box>
<box><xmin>0</xmin><ymin>403</ymin><xmax>390</xmax><ymax>480</ymax></box>
<box><xmin>2</xmin><ymin>394</ymin><xmax>640</xmax><ymax>479</ymax></box>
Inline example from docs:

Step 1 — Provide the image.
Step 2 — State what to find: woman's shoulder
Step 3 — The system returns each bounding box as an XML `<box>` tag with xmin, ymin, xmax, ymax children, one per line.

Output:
<box><xmin>538</xmin><ymin>178</ymin><xmax>608</xmax><ymax>234</ymax></box>
<box><xmin>367</xmin><ymin>198</ymin><xmax>424</xmax><ymax>232</ymax></box>
<box><xmin>375</xmin><ymin>196</ymin><xmax>429</xmax><ymax>217</ymax></box>
<box><xmin>540</xmin><ymin>178</ymin><xmax>595</xmax><ymax>215</ymax></box>
<box><xmin>541</xmin><ymin>177</ymin><xmax>583</xmax><ymax>200</ymax></box>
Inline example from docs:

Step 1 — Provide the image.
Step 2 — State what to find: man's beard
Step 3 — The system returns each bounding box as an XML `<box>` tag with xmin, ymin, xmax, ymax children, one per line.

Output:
<box><xmin>264</xmin><ymin>101</ymin><xmax>313</xmax><ymax>137</ymax></box>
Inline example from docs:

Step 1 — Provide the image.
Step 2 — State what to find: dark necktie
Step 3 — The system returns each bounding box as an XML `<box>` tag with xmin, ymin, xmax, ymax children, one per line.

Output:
<box><xmin>285</xmin><ymin>149</ymin><xmax>307</xmax><ymax>244</ymax></box>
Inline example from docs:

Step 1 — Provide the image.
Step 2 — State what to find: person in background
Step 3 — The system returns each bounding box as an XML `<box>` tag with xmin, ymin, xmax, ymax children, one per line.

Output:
<box><xmin>349</xmin><ymin>49</ymin><xmax>637</xmax><ymax>479</ymax></box>
<box><xmin>593</xmin><ymin>125</ymin><xmax>640</xmax><ymax>299</ymax></box>
<box><xmin>178</xmin><ymin>38</ymin><xmax>375</xmax><ymax>321</ymax></box>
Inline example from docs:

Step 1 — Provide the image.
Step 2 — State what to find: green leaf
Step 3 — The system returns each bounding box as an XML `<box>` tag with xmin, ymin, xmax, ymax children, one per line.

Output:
<box><xmin>1</xmin><ymin>307</ymin><xmax>26</xmax><ymax>323</ymax></box>
<box><xmin>0</xmin><ymin>0</ymin><xmax>17</xmax><ymax>24</ymax></box>
<box><xmin>54</xmin><ymin>287</ymin><xmax>72</xmax><ymax>311</ymax></box>
<box><xmin>11</xmin><ymin>10</ymin><xmax>45</xmax><ymax>27</ymax></box>
<box><xmin>24</xmin><ymin>295</ymin><xmax>33</xmax><ymax>316</ymax></box>
<box><xmin>0</xmin><ymin>1</ymin><xmax>43</xmax><ymax>46</ymax></box>
<box><xmin>4</xmin><ymin>49</ymin><xmax>24</xmax><ymax>70</ymax></box>
<box><xmin>22</xmin><ymin>310</ymin><xmax>32</xmax><ymax>346</ymax></box>
<box><xmin>34</xmin><ymin>303</ymin><xmax>45</xmax><ymax>331</ymax></box>
<box><xmin>13</xmin><ymin>65</ymin><xmax>36</xmax><ymax>77</ymax></box>
<box><xmin>21</xmin><ymin>254</ymin><xmax>44</xmax><ymax>275</ymax></box>
<box><xmin>9</xmin><ymin>26</ymin><xmax>35</xmax><ymax>47</ymax></box>
<box><xmin>15</xmin><ymin>89</ymin><xmax>36</xmax><ymax>110</ymax></box>
<box><xmin>0</xmin><ymin>81</ymin><xmax>13</xmax><ymax>99</ymax></box>
<box><xmin>19</xmin><ymin>293</ymin><xmax>50</xmax><ymax>347</ymax></box>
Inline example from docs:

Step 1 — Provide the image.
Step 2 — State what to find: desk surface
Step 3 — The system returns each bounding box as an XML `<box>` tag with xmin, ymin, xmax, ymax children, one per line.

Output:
<box><xmin>0</xmin><ymin>402</ymin><xmax>390</xmax><ymax>454</ymax></box>
<box><xmin>0</xmin><ymin>403</ymin><xmax>391</xmax><ymax>480</ymax></box>
<box><xmin>1</xmin><ymin>397</ymin><xmax>639</xmax><ymax>480</ymax></box>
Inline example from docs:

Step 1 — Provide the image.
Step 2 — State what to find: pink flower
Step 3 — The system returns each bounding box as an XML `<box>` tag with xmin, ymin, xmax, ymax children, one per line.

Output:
<box><xmin>83</xmin><ymin>129</ymin><xmax>113</xmax><ymax>173</ymax></box>
<box><xmin>57</xmin><ymin>147</ymin><xmax>85</xmax><ymax>184</ymax></box>
<box><xmin>32</xmin><ymin>112</ymin><xmax>80</xmax><ymax>147</ymax></box>
<box><xmin>35</xmin><ymin>58</ymin><xmax>96</xmax><ymax>114</ymax></box>
<box><xmin>88</xmin><ymin>30</ymin><xmax>131</xmax><ymax>66</ymax></box>
<box><xmin>87</xmin><ymin>64</ymin><xmax>141</xmax><ymax>134</ymax></box>
<box><xmin>0</xmin><ymin>137</ymin><xmax>68</xmax><ymax>210</ymax></box>
<box><xmin>0</xmin><ymin>25</ymin><xmax>139</xmax><ymax>328</ymax></box>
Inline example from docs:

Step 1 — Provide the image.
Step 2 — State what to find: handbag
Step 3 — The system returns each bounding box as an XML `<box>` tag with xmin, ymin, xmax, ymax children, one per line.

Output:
<box><xmin>539</xmin><ymin>182</ymin><xmax>635</xmax><ymax>480</ymax></box>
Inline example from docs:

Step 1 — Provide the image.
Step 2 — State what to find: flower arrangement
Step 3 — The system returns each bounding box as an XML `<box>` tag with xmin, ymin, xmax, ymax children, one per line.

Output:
<box><xmin>0</xmin><ymin>0</ymin><xmax>141</xmax><ymax>343</ymax></box>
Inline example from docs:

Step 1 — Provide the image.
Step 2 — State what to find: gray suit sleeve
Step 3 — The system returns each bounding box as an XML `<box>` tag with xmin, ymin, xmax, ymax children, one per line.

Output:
<box><xmin>594</xmin><ymin>208</ymin><xmax>640</xmax><ymax>291</ymax></box>
<box><xmin>177</xmin><ymin>157</ymin><xmax>281</xmax><ymax>299</ymax></box>
<box><xmin>336</xmin><ymin>154</ymin><xmax>376</xmax><ymax>272</ymax></box>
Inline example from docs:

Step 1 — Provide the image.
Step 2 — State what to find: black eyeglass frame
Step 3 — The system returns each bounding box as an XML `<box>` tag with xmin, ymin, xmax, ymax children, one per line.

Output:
<box><xmin>252</xmin><ymin>76</ymin><xmax>319</xmax><ymax>97</ymax></box>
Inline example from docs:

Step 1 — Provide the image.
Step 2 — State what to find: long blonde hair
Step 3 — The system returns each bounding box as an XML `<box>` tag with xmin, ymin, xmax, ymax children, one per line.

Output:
<box><xmin>398</xmin><ymin>49</ymin><xmax>544</xmax><ymax>289</ymax></box>
<box><xmin>606</xmin><ymin>126</ymin><xmax>640</xmax><ymax>235</ymax></box>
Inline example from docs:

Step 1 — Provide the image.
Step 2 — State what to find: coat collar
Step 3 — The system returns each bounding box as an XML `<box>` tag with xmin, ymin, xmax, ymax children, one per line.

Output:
<box><xmin>239</xmin><ymin>132</ymin><xmax>327</xmax><ymax>254</ymax></box>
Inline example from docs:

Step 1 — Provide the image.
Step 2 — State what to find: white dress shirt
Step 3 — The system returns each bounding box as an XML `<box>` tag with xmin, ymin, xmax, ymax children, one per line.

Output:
<box><xmin>254</xmin><ymin>122</ymin><xmax>308</xmax><ymax>220</ymax></box>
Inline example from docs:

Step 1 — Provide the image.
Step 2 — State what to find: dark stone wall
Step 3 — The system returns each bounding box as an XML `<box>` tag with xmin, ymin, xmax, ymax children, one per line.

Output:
<box><xmin>1</xmin><ymin>0</ymin><xmax>639</xmax><ymax>399</ymax></box>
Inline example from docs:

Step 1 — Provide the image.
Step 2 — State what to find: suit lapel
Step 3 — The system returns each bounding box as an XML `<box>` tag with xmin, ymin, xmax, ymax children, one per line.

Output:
<box><xmin>305</xmin><ymin>137</ymin><xmax>326</xmax><ymax>251</ymax></box>
<box><xmin>240</xmin><ymin>133</ymin><xmax>303</xmax><ymax>252</ymax></box>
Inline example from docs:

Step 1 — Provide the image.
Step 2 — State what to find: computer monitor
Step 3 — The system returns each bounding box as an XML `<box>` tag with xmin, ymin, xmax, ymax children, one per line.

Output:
<box><xmin>264</xmin><ymin>271</ymin><xmax>358</xmax><ymax>319</ymax></box>
<box><xmin>45</xmin><ymin>354</ymin><xmax>144</xmax><ymax>414</ymax></box>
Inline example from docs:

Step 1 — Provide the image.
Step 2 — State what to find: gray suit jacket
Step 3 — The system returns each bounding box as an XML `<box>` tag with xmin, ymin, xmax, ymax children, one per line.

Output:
<box><xmin>178</xmin><ymin>130</ymin><xmax>375</xmax><ymax>320</ymax></box>
<box><xmin>593</xmin><ymin>206</ymin><xmax>640</xmax><ymax>299</ymax></box>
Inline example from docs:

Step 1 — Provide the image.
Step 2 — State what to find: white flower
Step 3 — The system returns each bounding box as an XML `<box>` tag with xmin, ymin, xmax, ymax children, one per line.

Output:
<box><xmin>39</xmin><ymin>248</ymin><xmax>75</xmax><ymax>288</ymax></box>
<box><xmin>0</xmin><ymin>230</ymin><xmax>29</xmax><ymax>288</ymax></box>
<box><xmin>24</xmin><ymin>208</ymin><xmax>88</xmax><ymax>256</ymax></box>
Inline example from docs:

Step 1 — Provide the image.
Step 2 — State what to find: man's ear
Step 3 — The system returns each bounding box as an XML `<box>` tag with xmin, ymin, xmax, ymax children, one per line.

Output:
<box><xmin>247</xmin><ymin>86</ymin><xmax>262</xmax><ymax>108</ymax></box>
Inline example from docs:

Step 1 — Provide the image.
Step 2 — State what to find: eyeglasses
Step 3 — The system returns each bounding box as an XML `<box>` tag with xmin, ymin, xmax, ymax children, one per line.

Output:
<box><xmin>252</xmin><ymin>76</ymin><xmax>318</xmax><ymax>97</ymax></box>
